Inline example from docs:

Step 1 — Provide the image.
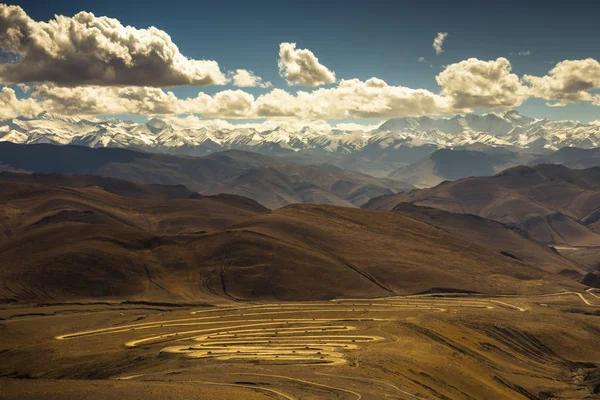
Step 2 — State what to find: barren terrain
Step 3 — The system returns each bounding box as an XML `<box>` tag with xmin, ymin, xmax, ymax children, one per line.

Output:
<box><xmin>1</xmin><ymin>174</ymin><xmax>599</xmax><ymax>399</ymax></box>
<box><xmin>1</xmin><ymin>292</ymin><xmax>599</xmax><ymax>399</ymax></box>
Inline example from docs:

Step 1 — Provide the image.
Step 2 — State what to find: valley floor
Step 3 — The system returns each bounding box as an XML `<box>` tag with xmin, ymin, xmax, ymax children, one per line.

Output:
<box><xmin>1</xmin><ymin>292</ymin><xmax>599</xmax><ymax>399</ymax></box>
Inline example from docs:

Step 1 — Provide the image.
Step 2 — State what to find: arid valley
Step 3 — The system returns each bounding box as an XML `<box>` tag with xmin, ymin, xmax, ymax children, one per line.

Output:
<box><xmin>0</xmin><ymin>167</ymin><xmax>599</xmax><ymax>399</ymax></box>
<box><xmin>2</xmin><ymin>291</ymin><xmax>599</xmax><ymax>399</ymax></box>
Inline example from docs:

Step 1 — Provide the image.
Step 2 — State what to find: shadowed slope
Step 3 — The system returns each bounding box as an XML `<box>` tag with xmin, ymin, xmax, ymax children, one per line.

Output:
<box><xmin>219</xmin><ymin>205</ymin><xmax>580</xmax><ymax>299</ymax></box>
<box><xmin>391</xmin><ymin>203</ymin><xmax>587</xmax><ymax>275</ymax></box>
<box><xmin>366</xmin><ymin>164</ymin><xmax>600</xmax><ymax>246</ymax></box>
<box><xmin>0</xmin><ymin>171</ymin><xmax>198</xmax><ymax>200</ymax></box>
<box><xmin>0</xmin><ymin>175</ymin><xmax>582</xmax><ymax>303</ymax></box>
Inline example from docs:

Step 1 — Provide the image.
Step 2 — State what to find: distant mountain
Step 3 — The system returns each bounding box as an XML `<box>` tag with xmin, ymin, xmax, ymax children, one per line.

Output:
<box><xmin>0</xmin><ymin>176</ymin><xmax>580</xmax><ymax>303</ymax></box>
<box><xmin>375</xmin><ymin>111</ymin><xmax>600</xmax><ymax>151</ymax></box>
<box><xmin>0</xmin><ymin>142</ymin><xmax>413</xmax><ymax>209</ymax></box>
<box><xmin>2</xmin><ymin>111</ymin><xmax>600</xmax><ymax>163</ymax></box>
<box><xmin>365</xmin><ymin>164</ymin><xmax>600</xmax><ymax>247</ymax></box>
<box><xmin>388</xmin><ymin>148</ymin><xmax>534</xmax><ymax>188</ymax></box>
<box><xmin>531</xmin><ymin>147</ymin><xmax>600</xmax><ymax>169</ymax></box>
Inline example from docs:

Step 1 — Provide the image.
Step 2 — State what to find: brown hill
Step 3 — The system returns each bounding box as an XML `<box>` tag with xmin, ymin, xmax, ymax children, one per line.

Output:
<box><xmin>391</xmin><ymin>203</ymin><xmax>586</xmax><ymax>275</ymax></box>
<box><xmin>0</xmin><ymin>171</ymin><xmax>198</xmax><ymax>200</ymax></box>
<box><xmin>0</xmin><ymin>174</ymin><xmax>582</xmax><ymax>303</ymax></box>
<box><xmin>0</xmin><ymin>142</ymin><xmax>412</xmax><ymax>209</ymax></box>
<box><xmin>365</xmin><ymin>164</ymin><xmax>600</xmax><ymax>246</ymax></box>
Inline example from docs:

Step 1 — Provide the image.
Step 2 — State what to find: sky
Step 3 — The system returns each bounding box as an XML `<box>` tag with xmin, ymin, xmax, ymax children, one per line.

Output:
<box><xmin>2</xmin><ymin>0</ymin><xmax>600</xmax><ymax>126</ymax></box>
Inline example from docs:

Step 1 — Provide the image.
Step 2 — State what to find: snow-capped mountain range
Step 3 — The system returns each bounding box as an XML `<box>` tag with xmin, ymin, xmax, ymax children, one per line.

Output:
<box><xmin>1</xmin><ymin>111</ymin><xmax>600</xmax><ymax>158</ymax></box>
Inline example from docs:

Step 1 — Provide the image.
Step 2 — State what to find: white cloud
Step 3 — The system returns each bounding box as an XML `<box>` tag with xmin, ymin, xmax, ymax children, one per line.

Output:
<box><xmin>26</xmin><ymin>84</ymin><xmax>257</xmax><ymax>118</ymax></box>
<box><xmin>278</xmin><ymin>42</ymin><xmax>336</xmax><ymax>86</ymax></box>
<box><xmin>31</xmin><ymin>84</ymin><xmax>181</xmax><ymax>115</ymax></box>
<box><xmin>230</xmin><ymin>69</ymin><xmax>271</xmax><ymax>88</ymax></box>
<box><xmin>165</xmin><ymin>115</ymin><xmax>336</xmax><ymax>133</ymax></box>
<box><xmin>433</xmin><ymin>32</ymin><xmax>448</xmax><ymax>55</ymax></box>
<box><xmin>436</xmin><ymin>57</ymin><xmax>527</xmax><ymax>109</ymax></box>
<box><xmin>418</xmin><ymin>56</ymin><xmax>432</xmax><ymax>68</ymax></box>
<box><xmin>0</xmin><ymin>87</ymin><xmax>42</xmax><ymax>118</ymax></box>
<box><xmin>8</xmin><ymin>78</ymin><xmax>452</xmax><ymax>120</ymax></box>
<box><xmin>0</xmin><ymin>57</ymin><xmax>522</xmax><ymax>120</ymax></box>
<box><xmin>334</xmin><ymin>122</ymin><xmax>380</xmax><ymax>132</ymax></box>
<box><xmin>191</xmin><ymin>90</ymin><xmax>256</xmax><ymax>118</ymax></box>
<box><xmin>0</xmin><ymin>4</ymin><xmax>227</xmax><ymax>87</ymax></box>
<box><xmin>5</xmin><ymin>4</ymin><xmax>600</xmax><ymax>121</ymax></box>
<box><xmin>9</xmin><ymin>53</ymin><xmax>600</xmax><ymax>121</ymax></box>
<box><xmin>523</xmin><ymin>58</ymin><xmax>600</xmax><ymax>104</ymax></box>
<box><xmin>255</xmin><ymin>78</ymin><xmax>453</xmax><ymax>119</ymax></box>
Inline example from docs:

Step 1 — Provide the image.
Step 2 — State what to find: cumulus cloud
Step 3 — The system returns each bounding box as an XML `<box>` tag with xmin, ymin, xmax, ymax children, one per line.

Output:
<box><xmin>334</xmin><ymin>122</ymin><xmax>380</xmax><ymax>132</ymax></box>
<box><xmin>8</xmin><ymin>78</ymin><xmax>451</xmax><ymax>120</ymax></box>
<box><xmin>433</xmin><ymin>32</ymin><xmax>448</xmax><ymax>55</ymax></box>
<box><xmin>10</xmin><ymin>53</ymin><xmax>600</xmax><ymax>121</ymax></box>
<box><xmin>31</xmin><ymin>84</ymin><xmax>181</xmax><ymax>115</ymax></box>
<box><xmin>0</xmin><ymin>57</ymin><xmax>524</xmax><ymax>120</ymax></box>
<box><xmin>230</xmin><ymin>69</ymin><xmax>271</xmax><ymax>88</ymax></box>
<box><xmin>0</xmin><ymin>87</ymin><xmax>42</xmax><ymax>118</ymax></box>
<box><xmin>0</xmin><ymin>4</ymin><xmax>227</xmax><ymax>87</ymax></box>
<box><xmin>255</xmin><ymin>78</ymin><xmax>452</xmax><ymax>119</ymax></box>
<box><xmin>193</xmin><ymin>90</ymin><xmax>256</xmax><ymax>118</ymax></box>
<box><xmin>25</xmin><ymin>84</ymin><xmax>256</xmax><ymax>118</ymax></box>
<box><xmin>166</xmin><ymin>115</ymin><xmax>337</xmax><ymax>133</ymax></box>
<box><xmin>523</xmin><ymin>58</ymin><xmax>600</xmax><ymax>104</ymax></box>
<box><xmin>278</xmin><ymin>42</ymin><xmax>336</xmax><ymax>86</ymax></box>
<box><xmin>436</xmin><ymin>57</ymin><xmax>527</xmax><ymax>109</ymax></box>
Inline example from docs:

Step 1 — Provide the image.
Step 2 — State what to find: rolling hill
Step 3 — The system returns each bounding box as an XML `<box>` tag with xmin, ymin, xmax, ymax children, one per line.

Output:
<box><xmin>0</xmin><ymin>173</ymin><xmax>582</xmax><ymax>303</ymax></box>
<box><xmin>365</xmin><ymin>164</ymin><xmax>600</xmax><ymax>246</ymax></box>
<box><xmin>0</xmin><ymin>142</ymin><xmax>413</xmax><ymax>209</ymax></box>
<box><xmin>391</xmin><ymin>203</ymin><xmax>587</xmax><ymax>275</ymax></box>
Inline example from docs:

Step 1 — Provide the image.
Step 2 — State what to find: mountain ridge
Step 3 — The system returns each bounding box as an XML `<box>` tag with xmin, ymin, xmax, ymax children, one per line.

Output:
<box><xmin>2</xmin><ymin>111</ymin><xmax>600</xmax><ymax>161</ymax></box>
<box><xmin>364</xmin><ymin>164</ymin><xmax>600</xmax><ymax>247</ymax></box>
<box><xmin>0</xmin><ymin>142</ymin><xmax>413</xmax><ymax>209</ymax></box>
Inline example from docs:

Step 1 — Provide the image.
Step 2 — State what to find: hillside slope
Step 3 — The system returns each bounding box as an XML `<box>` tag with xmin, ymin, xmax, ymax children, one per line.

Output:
<box><xmin>391</xmin><ymin>203</ymin><xmax>587</xmax><ymax>275</ymax></box>
<box><xmin>366</xmin><ymin>164</ymin><xmax>600</xmax><ymax>246</ymax></box>
<box><xmin>0</xmin><ymin>175</ymin><xmax>582</xmax><ymax>303</ymax></box>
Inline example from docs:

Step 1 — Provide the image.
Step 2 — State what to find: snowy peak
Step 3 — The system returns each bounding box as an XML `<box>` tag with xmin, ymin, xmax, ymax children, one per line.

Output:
<box><xmin>1</xmin><ymin>112</ymin><xmax>600</xmax><ymax>158</ymax></box>
<box><xmin>145</xmin><ymin>118</ymin><xmax>170</xmax><ymax>134</ymax></box>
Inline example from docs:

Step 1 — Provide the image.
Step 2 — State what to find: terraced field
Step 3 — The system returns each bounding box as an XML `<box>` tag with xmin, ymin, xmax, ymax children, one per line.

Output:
<box><xmin>2</xmin><ymin>292</ymin><xmax>599</xmax><ymax>399</ymax></box>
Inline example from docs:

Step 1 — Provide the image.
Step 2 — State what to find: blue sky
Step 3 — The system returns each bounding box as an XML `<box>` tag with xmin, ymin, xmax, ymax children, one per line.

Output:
<box><xmin>5</xmin><ymin>0</ymin><xmax>600</xmax><ymax>122</ymax></box>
